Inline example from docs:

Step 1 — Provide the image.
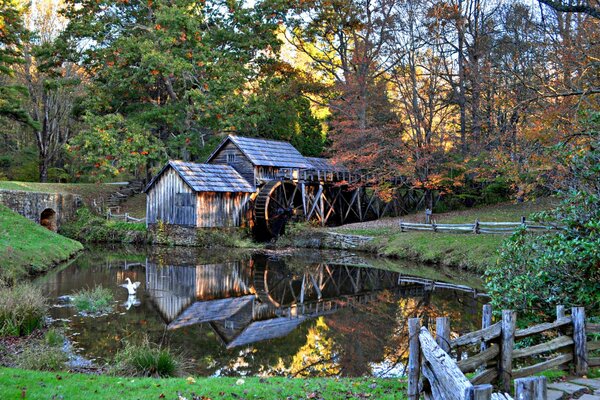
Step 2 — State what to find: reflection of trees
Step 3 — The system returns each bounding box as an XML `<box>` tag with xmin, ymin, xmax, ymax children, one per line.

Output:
<box><xmin>291</xmin><ymin>317</ymin><xmax>341</xmax><ymax>377</ymax></box>
<box><xmin>327</xmin><ymin>291</ymin><xmax>398</xmax><ymax>376</ymax></box>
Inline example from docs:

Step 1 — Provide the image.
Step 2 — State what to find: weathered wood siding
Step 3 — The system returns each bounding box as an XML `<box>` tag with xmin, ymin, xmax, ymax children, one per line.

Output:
<box><xmin>146</xmin><ymin>167</ymin><xmax>197</xmax><ymax>226</ymax></box>
<box><xmin>209</xmin><ymin>141</ymin><xmax>255</xmax><ymax>187</ymax></box>
<box><xmin>197</xmin><ymin>191</ymin><xmax>252</xmax><ymax>228</ymax></box>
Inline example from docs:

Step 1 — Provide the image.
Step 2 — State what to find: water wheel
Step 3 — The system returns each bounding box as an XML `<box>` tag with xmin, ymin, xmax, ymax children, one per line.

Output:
<box><xmin>254</xmin><ymin>180</ymin><xmax>303</xmax><ymax>238</ymax></box>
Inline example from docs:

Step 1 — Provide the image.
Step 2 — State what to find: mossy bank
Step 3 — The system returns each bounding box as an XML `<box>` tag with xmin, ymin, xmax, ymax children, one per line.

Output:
<box><xmin>279</xmin><ymin>199</ymin><xmax>555</xmax><ymax>273</ymax></box>
<box><xmin>0</xmin><ymin>205</ymin><xmax>82</xmax><ymax>282</ymax></box>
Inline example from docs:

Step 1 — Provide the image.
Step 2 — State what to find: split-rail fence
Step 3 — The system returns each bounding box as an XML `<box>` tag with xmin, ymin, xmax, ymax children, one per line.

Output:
<box><xmin>407</xmin><ymin>305</ymin><xmax>598</xmax><ymax>399</ymax></box>
<box><xmin>400</xmin><ymin>217</ymin><xmax>560</xmax><ymax>234</ymax></box>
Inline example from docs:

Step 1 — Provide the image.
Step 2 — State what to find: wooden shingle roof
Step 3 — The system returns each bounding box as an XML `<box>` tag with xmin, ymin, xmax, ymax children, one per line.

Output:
<box><xmin>145</xmin><ymin>160</ymin><xmax>255</xmax><ymax>193</ymax></box>
<box><xmin>226</xmin><ymin>316</ymin><xmax>308</xmax><ymax>349</ymax></box>
<box><xmin>167</xmin><ymin>295</ymin><xmax>255</xmax><ymax>330</ymax></box>
<box><xmin>208</xmin><ymin>135</ymin><xmax>314</xmax><ymax>169</ymax></box>
<box><xmin>305</xmin><ymin>157</ymin><xmax>349</xmax><ymax>173</ymax></box>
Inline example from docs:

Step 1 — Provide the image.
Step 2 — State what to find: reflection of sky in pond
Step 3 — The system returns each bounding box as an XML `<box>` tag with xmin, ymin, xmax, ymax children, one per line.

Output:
<box><xmin>36</xmin><ymin>246</ymin><xmax>487</xmax><ymax>377</ymax></box>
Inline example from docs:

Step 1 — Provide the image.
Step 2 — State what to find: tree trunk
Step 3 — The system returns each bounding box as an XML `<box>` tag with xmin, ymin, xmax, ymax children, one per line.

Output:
<box><xmin>39</xmin><ymin>152</ymin><xmax>49</xmax><ymax>182</ymax></box>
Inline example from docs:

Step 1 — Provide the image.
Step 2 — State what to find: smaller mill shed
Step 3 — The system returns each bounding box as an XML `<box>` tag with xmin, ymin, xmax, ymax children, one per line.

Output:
<box><xmin>145</xmin><ymin>160</ymin><xmax>255</xmax><ymax>228</ymax></box>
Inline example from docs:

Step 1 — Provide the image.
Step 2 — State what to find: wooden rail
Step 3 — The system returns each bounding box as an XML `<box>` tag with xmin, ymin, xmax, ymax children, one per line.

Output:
<box><xmin>106</xmin><ymin>210</ymin><xmax>146</xmax><ymax>223</ymax></box>
<box><xmin>407</xmin><ymin>305</ymin><xmax>597</xmax><ymax>399</ymax></box>
<box><xmin>399</xmin><ymin>218</ymin><xmax>560</xmax><ymax>234</ymax></box>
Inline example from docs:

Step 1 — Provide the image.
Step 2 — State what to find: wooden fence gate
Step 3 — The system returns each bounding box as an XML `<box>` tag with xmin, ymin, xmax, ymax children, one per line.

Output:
<box><xmin>407</xmin><ymin>305</ymin><xmax>599</xmax><ymax>399</ymax></box>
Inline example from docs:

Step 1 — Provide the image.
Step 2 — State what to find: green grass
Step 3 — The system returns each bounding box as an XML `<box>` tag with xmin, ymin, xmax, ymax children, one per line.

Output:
<box><xmin>60</xmin><ymin>207</ymin><xmax>148</xmax><ymax>244</ymax></box>
<box><xmin>0</xmin><ymin>284</ymin><xmax>47</xmax><ymax>336</ymax></box>
<box><xmin>431</xmin><ymin>197</ymin><xmax>557</xmax><ymax>224</ymax></box>
<box><xmin>378</xmin><ymin>232</ymin><xmax>505</xmax><ymax>272</ymax></box>
<box><xmin>0</xmin><ymin>181</ymin><xmax>119</xmax><ymax>205</ymax></box>
<box><xmin>111</xmin><ymin>340</ymin><xmax>182</xmax><ymax>377</ymax></box>
<box><xmin>72</xmin><ymin>286</ymin><xmax>114</xmax><ymax>314</ymax></box>
<box><xmin>332</xmin><ymin>199</ymin><xmax>556</xmax><ymax>272</ymax></box>
<box><xmin>0</xmin><ymin>205</ymin><xmax>83</xmax><ymax>282</ymax></box>
<box><xmin>0</xmin><ymin>368</ymin><xmax>407</xmax><ymax>400</ymax></box>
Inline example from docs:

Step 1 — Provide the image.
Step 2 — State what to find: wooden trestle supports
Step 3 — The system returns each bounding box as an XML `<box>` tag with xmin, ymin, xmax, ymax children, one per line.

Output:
<box><xmin>407</xmin><ymin>305</ymin><xmax>591</xmax><ymax>400</ymax></box>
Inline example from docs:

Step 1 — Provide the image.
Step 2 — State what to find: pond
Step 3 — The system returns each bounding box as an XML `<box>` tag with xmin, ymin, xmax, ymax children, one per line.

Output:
<box><xmin>37</xmin><ymin>245</ymin><xmax>488</xmax><ymax>378</ymax></box>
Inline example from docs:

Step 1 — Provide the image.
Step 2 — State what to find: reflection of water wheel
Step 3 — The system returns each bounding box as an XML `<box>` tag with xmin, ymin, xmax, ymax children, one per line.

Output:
<box><xmin>254</xmin><ymin>180</ymin><xmax>303</xmax><ymax>238</ymax></box>
<box><xmin>253</xmin><ymin>259</ymin><xmax>300</xmax><ymax>307</ymax></box>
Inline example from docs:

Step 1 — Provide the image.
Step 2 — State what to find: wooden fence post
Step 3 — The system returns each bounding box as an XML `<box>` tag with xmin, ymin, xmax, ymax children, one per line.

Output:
<box><xmin>556</xmin><ymin>305</ymin><xmax>565</xmax><ymax>319</ymax></box>
<box><xmin>473</xmin><ymin>219</ymin><xmax>480</xmax><ymax>234</ymax></box>
<box><xmin>481</xmin><ymin>304</ymin><xmax>492</xmax><ymax>352</ymax></box>
<box><xmin>500</xmin><ymin>310</ymin><xmax>516</xmax><ymax>393</ymax></box>
<box><xmin>408</xmin><ymin>318</ymin><xmax>421</xmax><ymax>400</ymax></box>
<box><xmin>467</xmin><ymin>384</ymin><xmax>492</xmax><ymax>400</ymax></box>
<box><xmin>514</xmin><ymin>376</ymin><xmax>547</xmax><ymax>400</ymax></box>
<box><xmin>572</xmin><ymin>307</ymin><xmax>588</xmax><ymax>376</ymax></box>
<box><xmin>436</xmin><ymin>317</ymin><xmax>450</xmax><ymax>353</ymax></box>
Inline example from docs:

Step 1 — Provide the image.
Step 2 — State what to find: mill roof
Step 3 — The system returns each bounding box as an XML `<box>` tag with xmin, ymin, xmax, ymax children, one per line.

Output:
<box><xmin>305</xmin><ymin>157</ymin><xmax>349</xmax><ymax>173</ymax></box>
<box><xmin>207</xmin><ymin>135</ymin><xmax>314</xmax><ymax>169</ymax></box>
<box><xmin>226</xmin><ymin>316</ymin><xmax>308</xmax><ymax>349</ymax></box>
<box><xmin>167</xmin><ymin>295</ymin><xmax>255</xmax><ymax>330</ymax></box>
<box><xmin>144</xmin><ymin>160</ymin><xmax>255</xmax><ymax>193</ymax></box>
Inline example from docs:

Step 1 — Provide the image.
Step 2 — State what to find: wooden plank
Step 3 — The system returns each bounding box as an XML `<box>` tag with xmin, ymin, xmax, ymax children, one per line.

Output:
<box><xmin>587</xmin><ymin>323</ymin><xmax>600</xmax><ymax>333</ymax></box>
<box><xmin>587</xmin><ymin>340</ymin><xmax>600</xmax><ymax>351</ymax></box>
<box><xmin>466</xmin><ymin>384</ymin><xmax>493</xmax><ymax>400</ymax></box>
<box><xmin>436</xmin><ymin>317</ymin><xmax>451</xmax><ymax>353</ymax></box>
<box><xmin>512</xmin><ymin>353</ymin><xmax>572</xmax><ymax>379</ymax></box>
<box><xmin>419</xmin><ymin>327</ymin><xmax>472</xmax><ymax>400</ymax></box>
<box><xmin>572</xmin><ymin>307</ymin><xmax>588</xmax><ymax>375</ymax></box>
<box><xmin>481</xmin><ymin>304</ymin><xmax>492</xmax><ymax>353</ymax></box>
<box><xmin>469</xmin><ymin>368</ymin><xmax>498</xmax><ymax>386</ymax></box>
<box><xmin>458</xmin><ymin>344</ymin><xmax>499</xmax><ymax>373</ymax></box>
<box><xmin>500</xmin><ymin>310</ymin><xmax>516</xmax><ymax>393</ymax></box>
<box><xmin>589</xmin><ymin>357</ymin><xmax>600</xmax><ymax>367</ymax></box>
<box><xmin>512</xmin><ymin>335</ymin><xmax>574</xmax><ymax>359</ymax></box>
<box><xmin>556</xmin><ymin>305</ymin><xmax>565</xmax><ymax>319</ymax></box>
<box><xmin>408</xmin><ymin>318</ymin><xmax>421</xmax><ymax>400</ymax></box>
<box><xmin>451</xmin><ymin>322</ymin><xmax>502</xmax><ymax>348</ymax></box>
<box><xmin>515</xmin><ymin>317</ymin><xmax>572</xmax><ymax>338</ymax></box>
<box><xmin>514</xmin><ymin>376</ymin><xmax>547</xmax><ymax>400</ymax></box>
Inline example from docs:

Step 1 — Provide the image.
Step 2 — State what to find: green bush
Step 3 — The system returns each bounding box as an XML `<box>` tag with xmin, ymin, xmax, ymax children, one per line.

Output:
<box><xmin>72</xmin><ymin>285</ymin><xmax>114</xmax><ymax>314</ymax></box>
<box><xmin>111</xmin><ymin>339</ymin><xmax>182</xmax><ymax>377</ymax></box>
<box><xmin>486</xmin><ymin>114</ymin><xmax>600</xmax><ymax>320</ymax></box>
<box><xmin>45</xmin><ymin>328</ymin><xmax>65</xmax><ymax>347</ymax></box>
<box><xmin>196</xmin><ymin>228</ymin><xmax>254</xmax><ymax>248</ymax></box>
<box><xmin>15</xmin><ymin>344</ymin><xmax>67</xmax><ymax>371</ymax></box>
<box><xmin>0</xmin><ymin>284</ymin><xmax>48</xmax><ymax>336</ymax></box>
<box><xmin>482</xmin><ymin>180</ymin><xmax>511</xmax><ymax>204</ymax></box>
<box><xmin>60</xmin><ymin>207</ymin><xmax>147</xmax><ymax>243</ymax></box>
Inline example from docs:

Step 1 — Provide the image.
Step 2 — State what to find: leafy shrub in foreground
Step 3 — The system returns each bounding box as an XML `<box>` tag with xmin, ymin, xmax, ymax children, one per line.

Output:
<box><xmin>485</xmin><ymin>115</ymin><xmax>600</xmax><ymax>320</ymax></box>
<box><xmin>111</xmin><ymin>339</ymin><xmax>182</xmax><ymax>377</ymax></box>
<box><xmin>15</xmin><ymin>344</ymin><xmax>67</xmax><ymax>371</ymax></box>
<box><xmin>0</xmin><ymin>284</ymin><xmax>47</xmax><ymax>336</ymax></box>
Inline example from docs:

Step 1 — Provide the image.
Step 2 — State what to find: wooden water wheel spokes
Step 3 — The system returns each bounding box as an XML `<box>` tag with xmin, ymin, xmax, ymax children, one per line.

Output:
<box><xmin>254</xmin><ymin>180</ymin><xmax>303</xmax><ymax>238</ymax></box>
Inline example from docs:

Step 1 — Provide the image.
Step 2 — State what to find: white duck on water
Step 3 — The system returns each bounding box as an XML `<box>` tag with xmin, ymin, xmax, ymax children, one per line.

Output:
<box><xmin>120</xmin><ymin>277</ymin><xmax>141</xmax><ymax>295</ymax></box>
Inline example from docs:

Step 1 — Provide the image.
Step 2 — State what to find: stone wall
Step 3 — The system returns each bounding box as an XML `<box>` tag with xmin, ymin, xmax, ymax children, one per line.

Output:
<box><xmin>0</xmin><ymin>190</ymin><xmax>82</xmax><ymax>231</ymax></box>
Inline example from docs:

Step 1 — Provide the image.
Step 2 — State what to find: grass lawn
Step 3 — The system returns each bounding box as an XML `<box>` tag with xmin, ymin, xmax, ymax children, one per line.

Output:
<box><xmin>0</xmin><ymin>368</ymin><xmax>406</xmax><ymax>400</ymax></box>
<box><xmin>333</xmin><ymin>198</ymin><xmax>557</xmax><ymax>272</ymax></box>
<box><xmin>0</xmin><ymin>205</ymin><xmax>82</xmax><ymax>281</ymax></box>
<box><xmin>0</xmin><ymin>181</ymin><xmax>120</xmax><ymax>206</ymax></box>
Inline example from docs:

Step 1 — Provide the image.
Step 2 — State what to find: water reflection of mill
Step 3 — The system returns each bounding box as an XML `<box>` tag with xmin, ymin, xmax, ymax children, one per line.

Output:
<box><xmin>146</xmin><ymin>254</ymin><xmax>483</xmax><ymax>349</ymax></box>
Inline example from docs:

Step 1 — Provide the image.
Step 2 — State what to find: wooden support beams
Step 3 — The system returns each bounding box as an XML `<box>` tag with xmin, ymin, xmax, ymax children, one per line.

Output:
<box><xmin>514</xmin><ymin>376</ymin><xmax>547</xmax><ymax>400</ymax></box>
<box><xmin>408</xmin><ymin>318</ymin><xmax>421</xmax><ymax>400</ymax></box>
<box><xmin>500</xmin><ymin>310</ymin><xmax>516</xmax><ymax>393</ymax></box>
<box><xmin>436</xmin><ymin>317</ymin><xmax>450</xmax><ymax>353</ymax></box>
<box><xmin>572</xmin><ymin>307</ymin><xmax>588</xmax><ymax>376</ymax></box>
<box><xmin>481</xmin><ymin>304</ymin><xmax>492</xmax><ymax>353</ymax></box>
